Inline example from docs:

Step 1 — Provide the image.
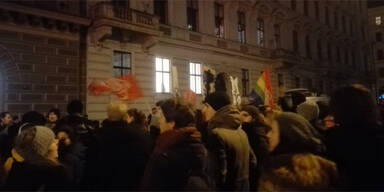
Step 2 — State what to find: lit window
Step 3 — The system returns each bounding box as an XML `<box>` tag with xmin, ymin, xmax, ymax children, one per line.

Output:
<box><xmin>376</xmin><ymin>16</ymin><xmax>382</xmax><ymax>26</ymax></box>
<box><xmin>156</xmin><ymin>57</ymin><xmax>171</xmax><ymax>93</ymax></box>
<box><xmin>190</xmin><ymin>62</ymin><xmax>202</xmax><ymax>94</ymax></box>
<box><xmin>113</xmin><ymin>51</ymin><xmax>131</xmax><ymax>77</ymax></box>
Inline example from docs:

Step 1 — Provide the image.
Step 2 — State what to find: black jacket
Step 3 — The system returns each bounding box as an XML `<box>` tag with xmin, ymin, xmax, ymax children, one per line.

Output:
<box><xmin>83</xmin><ymin>120</ymin><xmax>151</xmax><ymax>190</ymax></box>
<box><xmin>4</xmin><ymin>161</ymin><xmax>69</xmax><ymax>191</ymax></box>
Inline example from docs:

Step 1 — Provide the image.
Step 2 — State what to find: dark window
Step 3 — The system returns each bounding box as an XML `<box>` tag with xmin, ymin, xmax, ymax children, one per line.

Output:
<box><xmin>215</xmin><ymin>3</ymin><xmax>224</xmax><ymax>38</ymax></box>
<box><xmin>291</xmin><ymin>0</ymin><xmax>296</xmax><ymax>10</ymax></box>
<box><xmin>352</xmin><ymin>51</ymin><xmax>356</xmax><ymax>70</ymax></box>
<box><xmin>315</xmin><ymin>1</ymin><xmax>319</xmax><ymax>20</ymax></box>
<box><xmin>242</xmin><ymin>69</ymin><xmax>249</xmax><ymax>96</ymax></box>
<box><xmin>350</xmin><ymin>18</ymin><xmax>353</xmax><ymax>36</ymax></box>
<box><xmin>361</xmin><ymin>26</ymin><xmax>365</xmax><ymax>41</ymax></box>
<box><xmin>334</xmin><ymin>11</ymin><xmax>338</xmax><ymax>30</ymax></box>
<box><xmin>317</xmin><ymin>39</ymin><xmax>322</xmax><ymax>60</ymax></box>
<box><xmin>304</xmin><ymin>0</ymin><xmax>308</xmax><ymax>16</ymax></box>
<box><xmin>295</xmin><ymin>77</ymin><xmax>300</xmax><ymax>88</ymax></box>
<box><xmin>336</xmin><ymin>46</ymin><xmax>341</xmax><ymax>63</ymax></box>
<box><xmin>113</xmin><ymin>51</ymin><xmax>131</xmax><ymax>77</ymax></box>
<box><xmin>376</xmin><ymin>32</ymin><xmax>382</xmax><ymax>42</ymax></box>
<box><xmin>154</xmin><ymin>0</ymin><xmax>167</xmax><ymax>24</ymax></box>
<box><xmin>187</xmin><ymin>0</ymin><xmax>198</xmax><ymax>31</ymax></box>
<box><xmin>342</xmin><ymin>15</ymin><xmax>346</xmax><ymax>33</ymax></box>
<box><xmin>327</xmin><ymin>43</ymin><xmax>332</xmax><ymax>61</ymax></box>
<box><xmin>278</xmin><ymin>73</ymin><xmax>284</xmax><ymax>87</ymax></box>
<box><xmin>380</xmin><ymin>68</ymin><xmax>384</xmax><ymax>78</ymax></box>
<box><xmin>344</xmin><ymin>50</ymin><xmax>349</xmax><ymax>65</ymax></box>
<box><xmin>112</xmin><ymin>0</ymin><xmax>130</xmax><ymax>19</ymax></box>
<box><xmin>274</xmin><ymin>24</ymin><xmax>281</xmax><ymax>49</ymax></box>
<box><xmin>293</xmin><ymin>30</ymin><xmax>299</xmax><ymax>53</ymax></box>
<box><xmin>318</xmin><ymin>80</ymin><xmax>324</xmax><ymax>94</ymax></box>
<box><xmin>307</xmin><ymin>78</ymin><xmax>313</xmax><ymax>90</ymax></box>
<box><xmin>257</xmin><ymin>18</ymin><xmax>264</xmax><ymax>48</ymax></box>
<box><xmin>238</xmin><ymin>11</ymin><xmax>246</xmax><ymax>44</ymax></box>
<box><xmin>378</xmin><ymin>49</ymin><xmax>384</xmax><ymax>60</ymax></box>
<box><xmin>325</xmin><ymin>6</ymin><xmax>329</xmax><ymax>25</ymax></box>
<box><xmin>306</xmin><ymin>35</ymin><xmax>311</xmax><ymax>59</ymax></box>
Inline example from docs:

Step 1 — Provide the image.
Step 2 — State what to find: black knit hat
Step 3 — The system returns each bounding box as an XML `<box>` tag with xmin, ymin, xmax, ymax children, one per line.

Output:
<box><xmin>204</xmin><ymin>91</ymin><xmax>231</xmax><ymax>111</ymax></box>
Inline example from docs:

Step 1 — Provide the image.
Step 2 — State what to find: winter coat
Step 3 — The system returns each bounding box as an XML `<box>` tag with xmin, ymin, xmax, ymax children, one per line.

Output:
<box><xmin>273</xmin><ymin>112</ymin><xmax>326</xmax><ymax>156</ymax></box>
<box><xmin>59</xmin><ymin>141</ymin><xmax>86</xmax><ymax>186</ymax></box>
<box><xmin>141</xmin><ymin>127</ymin><xmax>211</xmax><ymax>191</ymax></box>
<box><xmin>326</xmin><ymin>123</ymin><xmax>384</xmax><ymax>190</ymax></box>
<box><xmin>3</xmin><ymin>151</ymin><xmax>69</xmax><ymax>191</ymax></box>
<box><xmin>207</xmin><ymin>105</ymin><xmax>257</xmax><ymax>191</ymax></box>
<box><xmin>83</xmin><ymin>120</ymin><xmax>151</xmax><ymax>191</ymax></box>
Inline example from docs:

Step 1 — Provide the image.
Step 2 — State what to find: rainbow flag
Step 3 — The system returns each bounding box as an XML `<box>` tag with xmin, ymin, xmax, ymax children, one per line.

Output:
<box><xmin>252</xmin><ymin>70</ymin><xmax>274</xmax><ymax>107</ymax></box>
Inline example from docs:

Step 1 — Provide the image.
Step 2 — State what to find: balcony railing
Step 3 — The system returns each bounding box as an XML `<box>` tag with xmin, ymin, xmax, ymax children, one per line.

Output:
<box><xmin>93</xmin><ymin>2</ymin><xmax>158</xmax><ymax>29</ymax></box>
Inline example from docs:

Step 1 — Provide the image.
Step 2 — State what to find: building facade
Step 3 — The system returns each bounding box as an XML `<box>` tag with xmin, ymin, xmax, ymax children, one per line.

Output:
<box><xmin>369</xmin><ymin>4</ymin><xmax>384</xmax><ymax>99</ymax></box>
<box><xmin>0</xmin><ymin>0</ymin><xmax>373</xmax><ymax>119</ymax></box>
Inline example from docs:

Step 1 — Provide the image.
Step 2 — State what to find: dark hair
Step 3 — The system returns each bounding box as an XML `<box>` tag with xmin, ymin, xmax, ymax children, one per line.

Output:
<box><xmin>159</xmin><ymin>98</ymin><xmax>195</xmax><ymax>129</ymax></box>
<box><xmin>55</xmin><ymin>124</ymin><xmax>77</xmax><ymax>143</ymax></box>
<box><xmin>241</xmin><ymin>105</ymin><xmax>271</xmax><ymax>131</ymax></box>
<box><xmin>127</xmin><ymin>108</ymin><xmax>147</xmax><ymax>129</ymax></box>
<box><xmin>317</xmin><ymin>101</ymin><xmax>330</xmax><ymax>120</ymax></box>
<box><xmin>0</xmin><ymin>112</ymin><xmax>10</xmax><ymax>119</ymax></box>
<box><xmin>330</xmin><ymin>84</ymin><xmax>379</xmax><ymax>127</ymax></box>
<box><xmin>67</xmin><ymin>100</ymin><xmax>83</xmax><ymax>114</ymax></box>
<box><xmin>21</xmin><ymin>111</ymin><xmax>46</xmax><ymax>126</ymax></box>
<box><xmin>48</xmin><ymin>108</ymin><xmax>61</xmax><ymax>119</ymax></box>
<box><xmin>204</xmin><ymin>91</ymin><xmax>232</xmax><ymax>111</ymax></box>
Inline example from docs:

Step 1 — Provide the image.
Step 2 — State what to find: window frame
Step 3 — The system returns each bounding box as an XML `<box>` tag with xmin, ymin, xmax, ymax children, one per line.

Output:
<box><xmin>214</xmin><ymin>2</ymin><xmax>224</xmax><ymax>38</ymax></box>
<box><xmin>257</xmin><ymin>18</ymin><xmax>264</xmax><ymax>48</ymax></box>
<box><xmin>238</xmin><ymin>11</ymin><xmax>246</xmax><ymax>44</ymax></box>
<box><xmin>293</xmin><ymin>30</ymin><xmax>299</xmax><ymax>53</ymax></box>
<box><xmin>113</xmin><ymin>51</ymin><xmax>132</xmax><ymax>78</ymax></box>
<box><xmin>189</xmin><ymin>62</ymin><xmax>202</xmax><ymax>94</ymax></box>
<box><xmin>155</xmin><ymin>57</ymin><xmax>171</xmax><ymax>93</ymax></box>
<box><xmin>241</xmin><ymin>68</ymin><xmax>249</xmax><ymax>96</ymax></box>
<box><xmin>187</xmin><ymin>0</ymin><xmax>198</xmax><ymax>32</ymax></box>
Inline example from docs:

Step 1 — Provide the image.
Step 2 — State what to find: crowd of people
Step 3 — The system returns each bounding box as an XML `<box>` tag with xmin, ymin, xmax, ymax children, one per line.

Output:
<box><xmin>0</xmin><ymin>84</ymin><xmax>383</xmax><ymax>191</ymax></box>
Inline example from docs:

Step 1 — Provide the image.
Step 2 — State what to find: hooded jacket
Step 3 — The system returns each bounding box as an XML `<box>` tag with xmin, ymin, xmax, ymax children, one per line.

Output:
<box><xmin>274</xmin><ymin>112</ymin><xmax>326</xmax><ymax>156</ymax></box>
<box><xmin>207</xmin><ymin>105</ymin><xmax>257</xmax><ymax>191</ymax></box>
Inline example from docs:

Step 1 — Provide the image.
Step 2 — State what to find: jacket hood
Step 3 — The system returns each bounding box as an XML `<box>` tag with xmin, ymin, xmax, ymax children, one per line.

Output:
<box><xmin>208</xmin><ymin>105</ymin><xmax>241</xmax><ymax>130</ymax></box>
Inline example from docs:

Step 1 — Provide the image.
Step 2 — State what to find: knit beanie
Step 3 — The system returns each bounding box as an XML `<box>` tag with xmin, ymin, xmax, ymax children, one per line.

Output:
<box><xmin>33</xmin><ymin>126</ymin><xmax>56</xmax><ymax>157</ymax></box>
<box><xmin>296</xmin><ymin>101</ymin><xmax>320</xmax><ymax>122</ymax></box>
<box><xmin>204</xmin><ymin>91</ymin><xmax>231</xmax><ymax>111</ymax></box>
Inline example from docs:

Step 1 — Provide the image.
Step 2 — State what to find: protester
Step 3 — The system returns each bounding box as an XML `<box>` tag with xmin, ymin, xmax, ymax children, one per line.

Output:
<box><xmin>83</xmin><ymin>102</ymin><xmax>151</xmax><ymax>190</ymax></box>
<box><xmin>2</xmin><ymin>125</ymin><xmax>68</xmax><ymax>190</ymax></box>
<box><xmin>296</xmin><ymin>101</ymin><xmax>320</xmax><ymax>125</ymax></box>
<box><xmin>327</xmin><ymin>84</ymin><xmax>384</xmax><ymax>190</ymax></box>
<box><xmin>55</xmin><ymin>125</ymin><xmax>86</xmax><ymax>186</ymax></box>
<box><xmin>258</xmin><ymin>153</ymin><xmax>339</xmax><ymax>191</ymax></box>
<box><xmin>240</xmin><ymin>105</ymin><xmax>270</xmax><ymax>189</ymax></box>
<box><xmin>0</xmin><ymin>112</ymin><xmax>12</xmax><ymax>132</ymax></box>
<box><xmin>202</xmin><ymin>91</ymin><xmax>257</xmax><ymax>191</ymax></box>
<box><xmin>126</xmin><ymin>108</ymin><xmax>147</xmax><ymax>131</ymax></box>
<box><xmin>141</xmin><ymin>98</ymin><xmax>211</xmax><ymax>191</ymax></box>
<box><xmin>46</xmin><ymin>108</ymin><xmax>60</xmax><ymax>130</ymax></box>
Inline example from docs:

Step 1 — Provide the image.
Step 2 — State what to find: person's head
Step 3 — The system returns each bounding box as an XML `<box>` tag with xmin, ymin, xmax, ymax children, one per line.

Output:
<box><xmin>48</xmin><ymin>108</ymin><xmax>60</xmax><ymax>123</ymax></box>
<box><xmin>330</xmin><ymin>84</ymin><xmax>379</xmax><ymax>127</ymax></box>
<box><xmin>316</xmin><ymin>101</ymin><xmax>330</xmax><ymax>120</ymax></box>
<box><xmin>55</xmin><ymin>125</ymin><xmax>76</xmax><ymax>151</ymax></box>
<box><xmin>127</xmin><ymin>108</ymin><xmax>147</xmax><ymax>127</ymax></box>
<box><xmin>67</xmin><ymin>100</ymin><xmax>83</xmax><ymax>115</ymax></box>
<box><xmin>158</xmin><ymin>98</ymin><xmax>195</xmax><ymax>133</ymax></box>
<box><xmin>259</xmin><ymin>154</ymin><xmax>338</xmax><ymax>191</ymax></box>
<box><xmin>240</xmin><ymin>105</ymin><xmax>263</xmax><ymax>123</ymax></box>
<box><xmin>0</xmin><ymin>112</ymin><xmax>12</xmax><ymax>126</ymax></box>
<box><xmin>151</xmin><ymin>107</ymin><xmax>157</xmax><ymax>114</ymax></box>
<box><xmin>296</xmin><ymin>101</ymin><xmax>319</xmax><ymax>123</ymax></box>
<box><xmin>14</xmin><ymin>126</ymin><xmax>58</xmax><ymax>162</ymax></box>
<box><xmin>21</xmin><ymin>111</ymin><xmax>46</xmax><ymax>126</ymax></box>
<box><xmin>202</xmin><ymin>91</ymin><xmax>231</xmax><ymax>122</ymax></box>
<box><xmin>107</xmin><ymin>101</ymin><xmax>128</xmax><ymax>121</ymax></box>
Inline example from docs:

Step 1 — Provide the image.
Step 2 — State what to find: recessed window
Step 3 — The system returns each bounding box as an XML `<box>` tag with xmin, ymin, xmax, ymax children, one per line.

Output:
<box><xmin>190</xmin><ymin>62</ymin><xmax>202</xmax><ymax>94</ymax></box>
<box><xmin>154</xmin><ymin>0</ymin><xmax>168</xmax><ymax>24</ymax></box>
<box><xmin>238</xmin><ymin>11</ymin><xmax>246</xmax><ymax>44</ymax></box>
<box><xmin>314</xmin><ymin>1</ymin><xmax>319</xmax><ymax>20</ymax></box>
<box><xmin>187</xmin><ymin>0</ymin><xmax>198</xmax><ymax>31</ymax></box>
<box><xmin>274</xmin><ymin>24</ymin><xmax>281</xmax><ymax>49</ymax></box>
<box><xmin>376</xmin><ymin>16</ymin><xmax>382</xmax><ymax>26</ymax></box>
<box><xmin>304</xmin><ymin>0</ymin><xmax>308</xmax><ymax>16</ymax></box>
<box><xmin>378</xmin><ymin>49</ymin><xmax>384</xmax><ymax>60</ymax></box>
<box><xmin>214</xmin><ymin>3</ymin><xmax>224</xmax><ymax>38</ymax></box>
<box><xmin>317</xmin><ymin>39</ymin><xmax>322</xmax><ymax>60</ymax></box>
<box><xmin>376</xmin><ymin>32</ymin><xmax>382</xmax><ymax>42</ymax></box>
<box><xmin>325</xmin><ymin>6</ymin><xmax>329</xmax><ymax>25</ymax></box>
<box><xmin>113</xmin><ymin>51</ymin><xmax>131</xmax><ymax>77</ymax></box>
<box><xmin>295</xmin><ymin>77</ymin><xmax>300</xmax><ymax>88</ymax></box>
<box><xmin>291</xmin><ymin>0</ymin><xmax>296</xmax><ymax>10</ymax></box>
<box><xmin>379</xmin><ymin>68</ymin><xmax>384</xmax><ymax>78</ymax></box>
<box><xmin>278</xmin><ymin>73</ymin><xmax>284</xmax><ymax>87</ymax></box>
<box><xmin>293</xmin><ymin>30</ymin><xmax>299</xmax><ymax>53</ymax></box>
<box><xmin>305</xmin><ymin>35</ymin><xmax>311</xmax><ymax>59</ymax></box>
<box><xmin>257</xmin><ymin>18</ymin><xmax>264</xmax><ymax>48</ymax></box>
<box><xmin>242</xmin><ymin>69</ymin><xmax>249</xmax><ymax>96</ymax></box>
<box><xmin>155</xmin><ymin>57</ymin><xmax>171</xmax><ymax>93</ymax></box>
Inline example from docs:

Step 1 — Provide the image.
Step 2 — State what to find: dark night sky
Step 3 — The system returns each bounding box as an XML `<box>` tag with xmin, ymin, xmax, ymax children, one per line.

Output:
<box><xmin>368</xmin><ymin>0</ymin><xmax>384</xmax><ymax>8</ymax></box>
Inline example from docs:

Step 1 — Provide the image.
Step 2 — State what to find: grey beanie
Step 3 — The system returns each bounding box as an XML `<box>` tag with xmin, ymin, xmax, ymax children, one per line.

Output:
<box><xmin>33</xmin><ymin>126</ymin><xmax>56</xmax><ymax>157</ymax></box>
<box><xmin>297</xmin><ymin>101</ymin><xmax>319</xmax><ymax>122</ymax></box>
